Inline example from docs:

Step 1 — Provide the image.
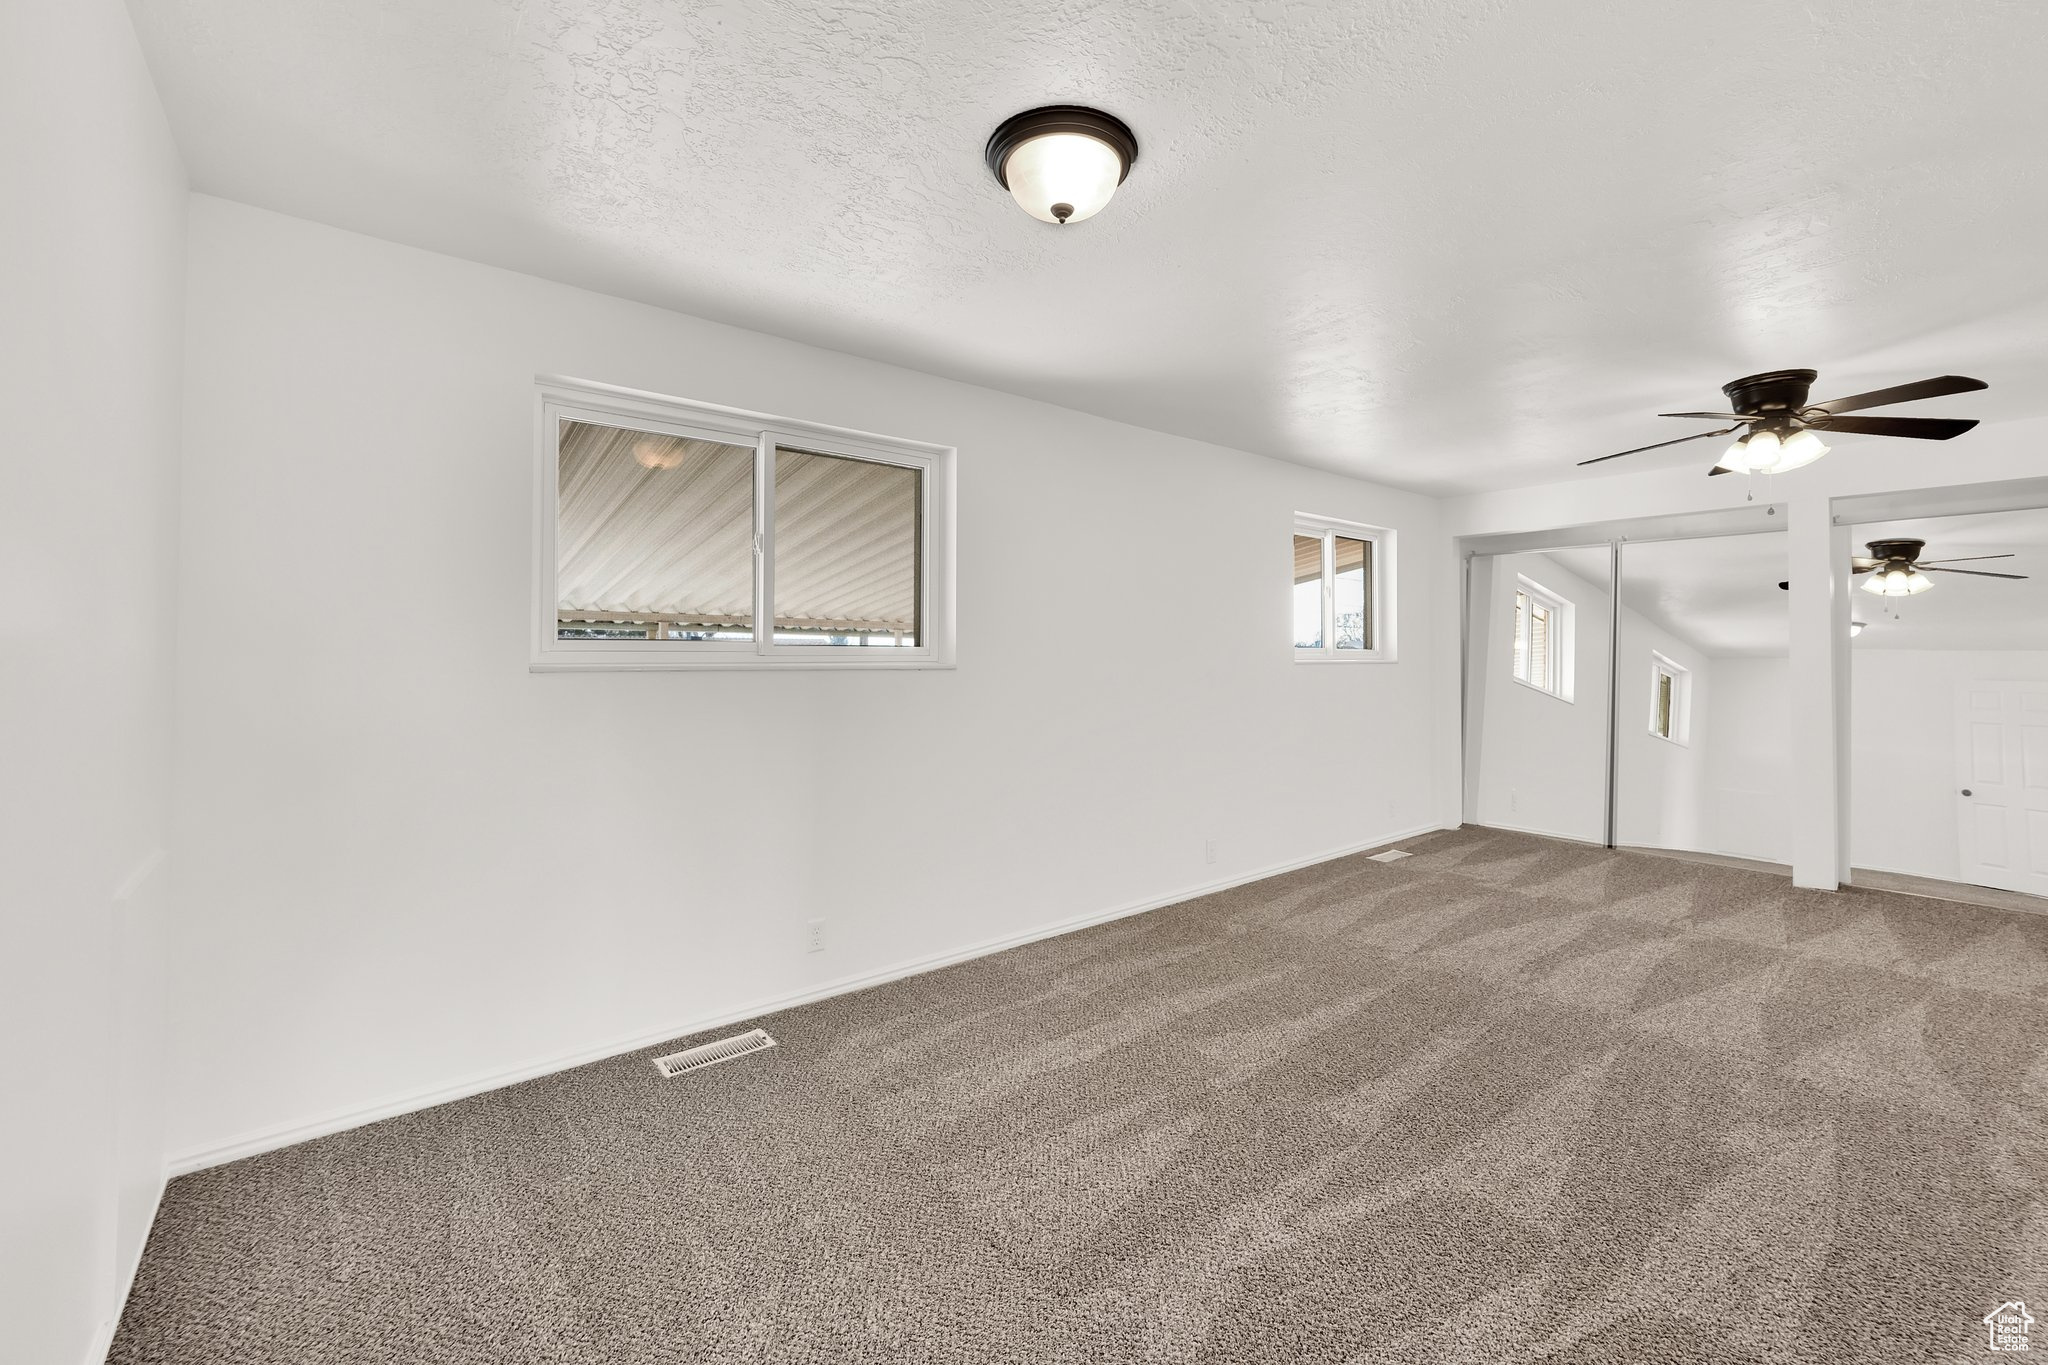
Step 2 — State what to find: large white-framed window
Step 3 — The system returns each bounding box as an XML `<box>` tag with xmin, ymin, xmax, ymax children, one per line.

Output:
<box><xmin>1292</xmin><ymin>514</ymin><xmax>1394</xmax><ymax>662</ymax></box>
<box><xmin>1510</xmin><ymin>576</ymin><xmax>1572</xmax><ymax>700</ymax></box>
<box><xmin>1648</xmin><ymin>651</ymin><xmax>1691</xmax><ymax>743</ymax></box>
<box><xmin>534</xmin><ymin>376</ymin><xmax>956</xmax><ymax>671</ymax></box>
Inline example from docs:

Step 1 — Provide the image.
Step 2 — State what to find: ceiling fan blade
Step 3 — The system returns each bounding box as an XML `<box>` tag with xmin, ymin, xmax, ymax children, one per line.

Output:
<box><xmin>1851</xmin><ymin>564</ymin><xmax>1878</xmax><ymax>574</ymax></box>
<box><xmin>1659</xmin><ymin>411</ymin><xmax>1747</xmax><ymax>420</ymax></box>
<box><xmin>1811</xmin><ymin>375</ymin><xmax>1988</xmax><ymax>415</ymax></box>
<box><xmin>1917</xmin><ymin>554</ymin><xmax>2016</xmax><ymax>564</ymax></box>
<box><xmin>1919</xmin><ymin>566</ymin><xmax>2028</xmax><ymax>580</ymax></box>
<box><xmin>1578</xmin><ymin>424</ymin><xmax>1740</xmax><ymax>466</ymax></box>
<box><xmin>1814</xmin><ymin>414</ymin><xmax>1979</xmax><ymax>440</ymax></box>
<box><xmin>1850</xmin><ymin>556</ymin><xmax>1881</xmax><ymax>568</ymax></box>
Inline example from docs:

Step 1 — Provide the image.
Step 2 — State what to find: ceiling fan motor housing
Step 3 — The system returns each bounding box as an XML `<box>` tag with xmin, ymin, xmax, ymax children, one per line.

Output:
<box><xmin>1865</xmin><ymin>537</ymin><xmax>1927</xmax><ymax>564</ymax></box>
<box><xmin>1721</xmin><ymin>369</ymin><xmax>1817</xmax><ymax>420</ymax></box>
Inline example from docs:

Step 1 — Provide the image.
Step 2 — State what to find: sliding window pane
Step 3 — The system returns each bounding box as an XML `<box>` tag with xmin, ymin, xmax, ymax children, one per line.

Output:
<box><xmin>1293</xmin><ymin>534</ymin><xmax>1323</xmax><ymax>648</ymax></box>
<box><xmin>555</xmin><ymin>421</ymin><xmax>755</xmax><ymax>640</ymax></box>
<box><xmin>1333</xmin><ymin>536</ymin><xmax>1370</xmax><ymax>650</ymax></box>
<box><xmin>773</xmin><ymin>447</ymin><xmax>921</xmax><ymax>647</ymax></box>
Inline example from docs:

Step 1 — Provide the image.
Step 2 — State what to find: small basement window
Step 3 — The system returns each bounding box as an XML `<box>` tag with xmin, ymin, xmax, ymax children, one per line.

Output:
<box><xmin>535</xmin><ymin>378</ymin><xmax>954</xmax><ymax>670</ymax></box>
<box><xmin>1511</xmin><ymin>576</ymin><xmax>1571</xmax><ymax>700</ymax></box>
<box><xmin>1293</xmin><ymin>515</ymin><xmax>1394</xmax><ymax>661</ymax></box>
<box><xmin>1649</xmin><ymin>652</ymin><xmax>1691</xmax><ymax>743</ymax></box>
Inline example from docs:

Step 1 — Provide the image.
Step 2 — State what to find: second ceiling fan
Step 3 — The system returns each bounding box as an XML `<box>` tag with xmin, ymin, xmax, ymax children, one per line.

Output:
<box><xmin>1776</xmin><ymin>538</ymin><xmax>2028</xmax><ymax>597</ymax></box>
<box><xmin>1581</xmin><ymin>369</ymin><xmax>1987</xmax><ymax>475</ymax></box>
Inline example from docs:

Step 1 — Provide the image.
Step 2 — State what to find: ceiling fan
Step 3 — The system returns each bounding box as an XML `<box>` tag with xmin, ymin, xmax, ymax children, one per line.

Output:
<box><xmin>1775</xmin><ymin>538</ymin><xmax>2028</xmax><ymax>597</ymax></box>
<box><xmin>1853</xmin><ymin>538</ymin><xmax>2026</xmax><ymax>596</ymax></box>
<box><xmin>1580</xmin><ymin>369</ymin><xmax>1987</xmax><ymax>475</ymax></box>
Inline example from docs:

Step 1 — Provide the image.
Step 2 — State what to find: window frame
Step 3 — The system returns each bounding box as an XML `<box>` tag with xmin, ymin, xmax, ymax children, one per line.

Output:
<box><xmin>1647</xmin><ymin>651</ymin><xmax>1691</xmax><ymax>744</ymax></box>
<box><xmin>1291</xmin><ymin>513</ymin><xmax>1395</xmax><ymax>663</ymax></box>
<box><xmin>1510</xmin><ymin>575</ymin><xmax>1573</xmax><ymax>701</ymax></box>
<box><xmin>533</xmin><ymin>376</ymin><xmax>956</xmax><ymax>671</ymax></box>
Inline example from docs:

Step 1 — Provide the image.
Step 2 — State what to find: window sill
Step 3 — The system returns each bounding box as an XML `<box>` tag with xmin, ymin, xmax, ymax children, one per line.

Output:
<box><xmin>1510</xmin><ymin>675</ymin><xmax>1573</xmax><ymax>703</ymax></box>
<box><xmin>1648</xmin><ymin>731</ymin><xmax>1689</xmax><ymax>747</ymax></box>
<box><xmin>532</xmin><ymin>650</ymin><xmax>955</xmax><ymax>672</ymax></box>
<box><xmin>1294</xmin><ymin>650</ymin><xmax>1397</xmax><ymax>664</ymax></box>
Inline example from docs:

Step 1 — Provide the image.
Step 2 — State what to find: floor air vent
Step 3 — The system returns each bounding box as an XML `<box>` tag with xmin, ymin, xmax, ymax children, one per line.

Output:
<box><xmin>1367</xmin><ymin>849</ymin><xmax>1412</xmax><ymax>863</ymax></box>
<box><xmin>653</xmin><ymin>1028</ymin><xmax>777</xmax><ymax>1078</ymax></box>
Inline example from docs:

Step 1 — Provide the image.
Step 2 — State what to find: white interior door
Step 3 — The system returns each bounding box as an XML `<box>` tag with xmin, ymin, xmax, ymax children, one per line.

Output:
<box><xmin>1954</xmin><ymin>681</ymin><xmax>2048</xmax><ymax>895</ymax></box>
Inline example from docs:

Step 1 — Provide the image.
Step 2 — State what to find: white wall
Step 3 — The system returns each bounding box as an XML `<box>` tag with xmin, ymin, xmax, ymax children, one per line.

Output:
<box><xmin>0</xmin><ymin>1</ymin><xmax>185</xmax><ymax>1361</ymax></box>
<box><xmin>1850</xmin><ymin>649</ymin><xmax>2048</xmax><ymax>883</ymax></box>
<box><xmin>1629</xmin><ymin>646</ymin><xmax>2048</xmax><ymax>879</ymax></box>
<box><xmin>1702</xmin><ymin>656</ymin><xmax>1794</xmax><ymax>864</ymax></box>
<box><xmin>1614</xmin><ymin>613</ymin><xmax>1712</xmax><ymax>853</ymax></box>
<box><xmin>1469</xmin><ymin>553</ymin><xmax>1612</xmax><ymax>843</ymax></box>
<box><xmin>167</xmin><ymin>196</ymin><xmax>1446</xmax><ymax>1166</ymax></box>
<box><xmin>1467</xmin><ymin>552</ymin><xmax>1712</xmax><ymax>850</ymax></box>
<box><xmin>1434</xmin><ymin>424</ymin><xmax>2048</xmax><ymax>878</ymax></box>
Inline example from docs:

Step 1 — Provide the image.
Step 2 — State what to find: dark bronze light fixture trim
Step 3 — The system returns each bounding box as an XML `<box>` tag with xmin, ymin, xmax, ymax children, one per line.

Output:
<box><xmin>984</xmin><ymin>106</ymin><xmax>1139</xmax><ymax>187</ymax></box>
<box><xmin>984</xmin><ymin>105</ymin><xmax>1139</xmax><ymax>224</ymax></box>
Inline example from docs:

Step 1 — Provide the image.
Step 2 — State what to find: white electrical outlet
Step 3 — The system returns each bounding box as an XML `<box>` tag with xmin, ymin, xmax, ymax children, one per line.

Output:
<box><xmin>1203</xmin><ymin>838</ymin><xmax>1217</xmax><ymax>865</ymax></box>
<box><xmin>805</xmin><ymin>919</ymin><xmax>825</xmax><ymax>953</ymax></box>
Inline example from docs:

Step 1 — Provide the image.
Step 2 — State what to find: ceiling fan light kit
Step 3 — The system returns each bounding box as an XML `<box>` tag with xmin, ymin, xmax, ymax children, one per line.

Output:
<box><xmin>1850</xmin><ymin>536</ymin><xmax>2028</xmax><ymax>599</ymax></box>
<box><xmin>1862</xmin><ymin>566</ymin><xmax>1935</xmax><ymax>597</ymax></box>
<box><xmin>985</xmin><ymin>105</ymin><xmax>1138</xmax><ymax>225</ymax></box>
<box><xmin>1583</xmin><ymin>368</ymin><xmax>1988</xmax><ymax>476</ymax></box>
<box><xmin>1718</xmin><ymin>425</ymin><xmax>1829</xmax><ymax>475</ymax></box>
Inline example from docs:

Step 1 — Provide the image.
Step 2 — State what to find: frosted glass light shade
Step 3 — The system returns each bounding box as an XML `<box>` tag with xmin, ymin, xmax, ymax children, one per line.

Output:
<box><xmin>1719</xmin><ymin>426</ymin><xmax>1828</xmax><ymax>474</ymax></box>
<box><xmin>986</xmin><ymin>106</ymin><xmax>1139</xmax><ymax>226</ymax></box>
<box><xmin>1741</xmin><ymin>429</ymin><xmax>1782</xmax><ymax>471</ymax></box>
<box><xmin>1862</xmin><ymin>566</ymin><xmax>1933</xmax><ymax>596</ymax></box>
<box><xmin>1772</xmin><ymin>428</ymin><xmax>1830</xmax><ymax>471</ymax></box>
<box><xmin>1003</xmin><ymin>133</ymin><xmax>1124</xmax><ymax>224</ymax></box>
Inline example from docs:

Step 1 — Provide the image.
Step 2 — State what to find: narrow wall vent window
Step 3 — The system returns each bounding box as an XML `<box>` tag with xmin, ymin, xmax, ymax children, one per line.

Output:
<box><xmin>1511</xmin><ymin>577</ymin><xmax>1571</xmax><ymax>699</ymax></box>
<box><xmin>1649</xmin><ymin>653</ymin><xmax>1691</xmax><ymax>743</ymax></box>
<box><xmin>1293</xmin><ymin>515</ymin><xmax>1394</xmax><ymax>662</ymax></box>
<box><xmin>535</xmin><ymin>379</ymin><xmax>955</xmax><ymax>670</ymax></box>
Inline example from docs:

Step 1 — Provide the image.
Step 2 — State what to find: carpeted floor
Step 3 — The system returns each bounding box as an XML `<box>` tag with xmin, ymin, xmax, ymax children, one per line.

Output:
<box><xmin>114</xmin><ymin>827</ymin><xmax>2047</xmax><ymax>1364</ymax></box>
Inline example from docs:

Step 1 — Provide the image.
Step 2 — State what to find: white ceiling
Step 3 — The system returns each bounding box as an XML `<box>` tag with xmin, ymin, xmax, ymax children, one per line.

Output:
<box><xmin>1849</xmin><ymin>507</ymin><xmax>2048</xmax><ymax>651</ymax></box>
<box><xmin>1549</xmin><ymin>536</ymin><xmax>1794</xmax><ymax>660</ymax></box>
<box><xmin>129</xmin><ymin>0</ymin><xmax>2048</xmax><ymax>494</ymax></box>
<box><xmin>1545</xmin><ymin>508</ymin><xmax>2048</xmax><ymax>657</ymax></box>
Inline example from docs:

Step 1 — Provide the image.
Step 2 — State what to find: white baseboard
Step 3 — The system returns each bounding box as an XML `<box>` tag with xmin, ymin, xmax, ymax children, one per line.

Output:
<box><xmin>165</xmin><ymin>822</ymin><xmax>1451</xmax><ymax>1177</ymax></box>
<box><xmin>1471</xmin><ymin>819</ymin><xmax>1604</xmax><ymax>847</ymax></box>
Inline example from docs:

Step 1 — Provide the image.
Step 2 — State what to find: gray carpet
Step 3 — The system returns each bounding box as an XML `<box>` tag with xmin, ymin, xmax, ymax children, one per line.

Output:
<box><xmin>114</xmin><ymin>828</ymin><xmax>2047</xmax><ymax>1363</ymax></box>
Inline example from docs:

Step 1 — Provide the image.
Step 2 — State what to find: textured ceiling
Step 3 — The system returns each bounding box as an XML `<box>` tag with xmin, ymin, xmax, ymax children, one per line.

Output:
<box><xmin>1549</xmin><ymin>537</ymin><xmax>1794</xmax><ymax>660</ymax></box>
<box><xmin>1547</xmin><ymin>507</ymin><xmax>2048</xmax><ymax>657</ymax></box>
<box><xmin>130</xmin><ymin>0</ymin><xmax>2048</xmax><ymax>493</ymax></box>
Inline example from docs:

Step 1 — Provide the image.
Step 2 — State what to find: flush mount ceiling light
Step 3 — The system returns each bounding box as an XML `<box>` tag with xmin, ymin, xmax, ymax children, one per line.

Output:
<box><xmin>985</xmin><ymin>105</ymin><xmax>1138</xmax><ymax>225</ymax></box>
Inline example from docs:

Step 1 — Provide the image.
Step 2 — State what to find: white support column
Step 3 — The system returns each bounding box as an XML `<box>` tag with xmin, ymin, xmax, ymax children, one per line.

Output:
<box><xmin>1459</xmin><ymin>553</ymin><xmax>1496</xmax><ymax>825</ymax></box>
<box><xmin>1788</xmin><ymin>496</ymin><xmax>1850</xmax><ymax>888</ymax></box>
